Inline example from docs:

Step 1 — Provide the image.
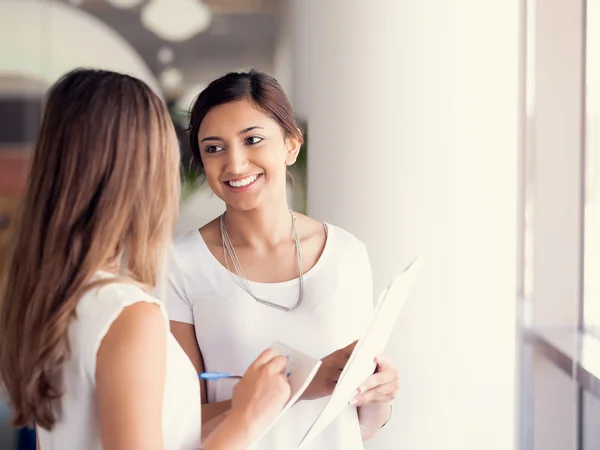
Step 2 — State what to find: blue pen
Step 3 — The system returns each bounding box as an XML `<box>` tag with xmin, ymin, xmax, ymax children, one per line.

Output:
<box><xmin>200</xmin><ymin>356</ymin><xmax>293</xmax><ymax>381</ymax></box>
<box><xmin>199</xmin><ymin>372</ymin><xmax>243</xmax><ymax>380</ymax></box>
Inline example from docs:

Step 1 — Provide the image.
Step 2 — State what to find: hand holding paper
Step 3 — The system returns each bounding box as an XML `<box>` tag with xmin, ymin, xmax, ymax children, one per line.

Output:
<box><xmin>298</xmin><ymin>255</ymin><xmax>425</xmax><ymax>448</ymax></box>
<box><xmin>298</xmin><ymin>340</ymin><xmax>357</xmax><ymax>401</ymax></box>
<box><xmin>350</xmin><ymin>353</ymin><xmax>400</xmax><ymax>407</ymax></box>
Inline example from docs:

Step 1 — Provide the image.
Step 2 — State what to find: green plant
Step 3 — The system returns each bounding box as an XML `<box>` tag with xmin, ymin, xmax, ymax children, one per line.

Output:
<box><xmin>290</xmin><ymin>119</ymin><xmax>308</xmax><ymax>214</ymax></box>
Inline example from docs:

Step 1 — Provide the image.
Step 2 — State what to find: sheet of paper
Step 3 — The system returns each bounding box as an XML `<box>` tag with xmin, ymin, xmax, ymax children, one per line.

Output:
<box><xmin>248</xmin><ymin>341</ymin><xmax>322</xmax><ymax>449</ymax></box>
<box><xmin>298</xmin><ymin>255</ymin><xmax>425</xmax><ymax>449</ymax></box>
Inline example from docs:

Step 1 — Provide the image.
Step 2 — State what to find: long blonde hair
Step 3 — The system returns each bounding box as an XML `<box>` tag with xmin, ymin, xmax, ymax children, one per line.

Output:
<box><xmin>0</xmin><ymin>68</ymin><xmax>180</xmax><ymax>430</ymax></box>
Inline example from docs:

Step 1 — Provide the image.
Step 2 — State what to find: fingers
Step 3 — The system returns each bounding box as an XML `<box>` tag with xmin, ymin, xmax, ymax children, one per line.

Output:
<box><xmin>349</xmin><ymin>354</ymin><xmax>400</xmax><ymax>406</ymax></box>
<box><xmin>265</xmin><ymin>355</ymin><xmax>289</xmax><ymax>374</ymax></box>
<box><xmin>374</xmin><ymin>354</ymin><xmax>394</xmax><ymax>371</ymax></box>
<box><xmin>249</xmin><ymin>348</ymin><xmax>290</xmax><ymax>378</ymax></box>
<box><xmin>250</xmin><ymin>348</ymin><xmax>279</xmax><ymax>368</ymax></box>
<box><xmin>357</xmin><ymin>369</ymin><xmax>397</xmax><ymax>395</ymax></box>
<box><xmin>350</xmin><ymin>381</ymin><xmax>398</xmax><ymax>406</ymax></box>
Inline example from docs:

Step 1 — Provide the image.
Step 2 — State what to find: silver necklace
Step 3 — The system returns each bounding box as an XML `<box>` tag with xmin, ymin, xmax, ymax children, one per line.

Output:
<box><xmin>220</xmin><ymin>207</ymin><xmax>304</xmax><ymax>312</ymax></box>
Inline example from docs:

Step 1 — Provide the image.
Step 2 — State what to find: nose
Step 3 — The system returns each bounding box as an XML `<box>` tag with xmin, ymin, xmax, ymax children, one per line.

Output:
<box><xmin>225</xmin><ymin>144</ymin><xmax>249</xmax><ymax>175</ymax></box>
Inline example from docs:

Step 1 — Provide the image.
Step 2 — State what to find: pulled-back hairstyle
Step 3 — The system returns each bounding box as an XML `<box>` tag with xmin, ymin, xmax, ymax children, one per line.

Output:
<box><xmin>188</xmin><ymin>70</ymin><xmax>303</xmax><ymax>170</ymax></box>
<box><xmin>0</xmin><ymin>68</ymin><xmax>180</xmax><ymax>430</ymax></box>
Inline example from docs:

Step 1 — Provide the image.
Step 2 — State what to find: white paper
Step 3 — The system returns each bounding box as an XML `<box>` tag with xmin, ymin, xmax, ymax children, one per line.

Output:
<box><xmin>248</xmin><ymin>341</ymin><xmax>322</xmax><ymax>448</ymax></box>
<box><xmin>298</xmin><ymin>255</ymin><xmax>425</xmax><ymax>448</ymax></box>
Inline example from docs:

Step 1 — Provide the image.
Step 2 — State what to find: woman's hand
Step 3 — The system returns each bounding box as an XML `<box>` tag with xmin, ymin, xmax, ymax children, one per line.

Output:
<box><xmin>299</xmin><ymin>341</ymin><xmax>357</xmax><ymax>401</ymax></box>
<box><xmin>203</xmin><ymin>348</ymin><xmax>291</xmax><ymax>450</ymax></box>
<box><xmin>351</xmin><ymin>354</ymin><xmax>399</xmax><ymax>440</ymax></box>
<box><xmin>231</xmin><ymin>349</ymin><xmax>291</xmax><ymax>433</ymax></box>
<box><xmin>351</xmin><ymin>354</ymin><xmax>400</xmax><ymax>406</ymax></box>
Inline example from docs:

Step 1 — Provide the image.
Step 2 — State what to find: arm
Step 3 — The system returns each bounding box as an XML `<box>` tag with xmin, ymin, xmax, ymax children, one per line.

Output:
<box><xmin>351</xmin><ymin>242</ymin><xmax>396</xmax><ymax>440</ymax></box>
<box><xmin>170</xmin><ymin>321</ymin><xmax>232</xmax><ymax>426</ymax></box>
<box><xmin>354</xmin><ymin>354</ymin><xmax>398</xmax><ymax>440</ymax></box>
<box><xmin>203</xmin><ymin>349</ymin><xmax>291</xmax><ymax>450</ymax></box>
<box><xmin>164</xmin><ymin>251</ymin><xmax>233</xmax><ymax>425</ymax></box>
<box><xmin>96</xmin><ymin>302</ymin><xmax>167</xmax><ymax>450</ymax></box>
<box><xmin>200</xmin><ymin>412</ymin><xmax>254</xmax><ymax>450</ymax></box>
<box><xmin>357</xmin><ymin>401</ymin><xmax>394</xmax><ymax>441</ymax></box>
<box><xmin>96</xmin><ymin>304</ymin><xmax>287</xmax><ymax>450</ymax></box>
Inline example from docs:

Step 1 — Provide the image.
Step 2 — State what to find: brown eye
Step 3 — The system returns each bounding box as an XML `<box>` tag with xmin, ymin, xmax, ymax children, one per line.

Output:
<box><xmin>245</xmin><ymin>136</ymin><xmax>263</xmax><ymax>145</ymax></box>
<box><xmin>205</xmin><ymin>145</ymin><xmax>223</xmax><ymax>154</ymax></box>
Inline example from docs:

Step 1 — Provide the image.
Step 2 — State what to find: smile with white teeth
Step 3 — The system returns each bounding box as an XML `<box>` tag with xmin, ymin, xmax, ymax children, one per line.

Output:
<box><xmin>227</xmin><ymin>174</ymin><xmax>259</xmax><ymax>187</ymax></box>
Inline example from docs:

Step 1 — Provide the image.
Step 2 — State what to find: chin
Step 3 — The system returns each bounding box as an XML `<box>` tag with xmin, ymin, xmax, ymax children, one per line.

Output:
<box><xmin>211</xmin><ymin>189</ymin><xmax>260</xmax><ymax>211</ymax></box>
<box><xmin>224</xmin><ymin>198</ymin><xmax>263</xmax><ymax>212</ymax></box>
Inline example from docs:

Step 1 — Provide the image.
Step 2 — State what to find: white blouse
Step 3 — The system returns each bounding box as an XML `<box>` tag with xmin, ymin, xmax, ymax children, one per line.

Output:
<box><xmin>166</xmin><ymin>224</ymin><xmax>374</xmax><ymax>450</ymax></box>
<box><xmin>38</xmin><ymin>276</ymin><xmax>202</xmax><ymax>450</ymax></box>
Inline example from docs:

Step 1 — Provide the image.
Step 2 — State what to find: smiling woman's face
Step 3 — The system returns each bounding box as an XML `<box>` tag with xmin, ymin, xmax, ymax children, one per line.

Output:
<box><xmin>198</xmin><ymin>99</ymin><xmax>299</xmax><ymax>212</ymax></box>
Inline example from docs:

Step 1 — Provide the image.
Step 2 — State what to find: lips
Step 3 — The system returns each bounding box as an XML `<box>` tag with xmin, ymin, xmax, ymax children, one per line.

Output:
<box><xmin>226</xmin><ymin>174</ymin><xmax>259</xmax><ymax>188</ymax></box>
<box><xmin>223</xmin><ymin>173</ymin><xmax>263</xmax><ymax>192</ymax></box>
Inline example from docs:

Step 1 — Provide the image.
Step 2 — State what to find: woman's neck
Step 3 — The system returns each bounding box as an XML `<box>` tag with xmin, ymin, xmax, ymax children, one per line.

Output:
<box><xmin>223</xmin><ymin>202</ymin><xmax>295</xmax><ymax>249</ymax></box>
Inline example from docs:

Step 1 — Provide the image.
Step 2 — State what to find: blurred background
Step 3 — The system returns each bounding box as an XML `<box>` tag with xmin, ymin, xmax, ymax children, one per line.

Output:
<box><xmin>0</xmin><ymin>0</ymin><xmax>599</xmax><ymax>449</ymax></box>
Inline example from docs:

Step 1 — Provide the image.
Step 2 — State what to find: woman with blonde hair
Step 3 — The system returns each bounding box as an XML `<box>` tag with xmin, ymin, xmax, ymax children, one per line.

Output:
<box><xmin>0</xmin><ymin>68</ymin><xmax>290</xmax><ymax>450</ymax></box>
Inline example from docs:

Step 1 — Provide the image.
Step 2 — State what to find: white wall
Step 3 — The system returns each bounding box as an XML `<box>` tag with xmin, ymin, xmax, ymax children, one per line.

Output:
<box><xmin>290</xmin><ymin>1</ymin><xmax>519</xmax><ymax>449</ymax></box>
<box><xmin>272</xmin><ymin>0</ymin><xmax>294</xmax><ymax>106</ymax></box>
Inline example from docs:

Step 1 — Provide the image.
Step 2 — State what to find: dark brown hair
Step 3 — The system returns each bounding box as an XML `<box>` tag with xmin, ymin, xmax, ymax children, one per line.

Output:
<box><xmin>188</xmin><ymin>70</ymin><xmax>303</xmax><ymax>171</ymax></box>
<box><xmin>0</xmin><ymin>68</ymin><xmax>180</xmax><ymax>430</ymax></box>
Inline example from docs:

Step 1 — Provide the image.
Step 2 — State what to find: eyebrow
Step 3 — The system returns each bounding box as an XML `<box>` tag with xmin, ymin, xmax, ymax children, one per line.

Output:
<box><xmin>200</xmin><ymin>126</ymin><xmax>264</xmax><ymax>143</ymax></box>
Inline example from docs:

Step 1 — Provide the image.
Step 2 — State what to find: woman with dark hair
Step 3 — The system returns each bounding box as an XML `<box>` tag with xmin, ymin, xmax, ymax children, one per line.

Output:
<box><xmin>167</xmin><ymin>70</ymin><xmax>400</xmax><ymax>449</ymax></box>
<box><xmin>0</xmin><ymin>68</ymin><xmax>292</xmax><ymax>450</ymax></box>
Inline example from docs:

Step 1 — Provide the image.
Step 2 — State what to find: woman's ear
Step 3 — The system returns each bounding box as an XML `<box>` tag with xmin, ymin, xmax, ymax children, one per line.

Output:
<box><xmin>285</xmin><ymin>137</ymin><xmax>302</xmax><ymax>166</ymax></box>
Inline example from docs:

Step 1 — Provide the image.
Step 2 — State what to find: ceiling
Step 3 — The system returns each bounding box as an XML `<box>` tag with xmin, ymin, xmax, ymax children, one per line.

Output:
<box><xmin>55</xmin><ymin>0</ymin><xmax>283</xmax><ymax>100</ymax></box>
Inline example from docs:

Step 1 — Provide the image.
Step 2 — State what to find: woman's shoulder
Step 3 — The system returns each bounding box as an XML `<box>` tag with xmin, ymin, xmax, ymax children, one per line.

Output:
<box><xmin>74</xmin><ymin>277</ymin><xmax>166</xmax><ymax>340</ymax></box>
<box><xmin>171</xmin><ymin>227</ymin><xmax>210</xmax><ymax>269</ymax></box>
<box><xmin>328</xmin><ymin>224</ymin><xmax>364</xmax><ymax>246</ymax></box>
<box><xmin>78</xmin><ymin>277</ymin><xmax>159</xmax><ymax>316</ymax></box>
<box><xmin>74</xmin><ymin>278</ymin><xmax>168</xmax><ymax>382</ymax></box>
<box><xmin>172</xmin><ymin>228</ymin><xmax>203</xmax><ymax>252</ymax></box>
<box><xmin>169</xmin><ymin>221</ymin><xmax>221</xmax><ymax>288</ymax></box>
<box><xmin>325</xmin><ymin>222</ymin><xmax>367</xmax><ymax>253</ymax></box>
<box><xmin>297</xmin><ymin>213</ymin><xmax>368</xmax><ymax>257</ymax></box>
<box><xmin>173</xmin><ymin>217</ymin><xmax>220</xmax><ymax>252</ymax></box>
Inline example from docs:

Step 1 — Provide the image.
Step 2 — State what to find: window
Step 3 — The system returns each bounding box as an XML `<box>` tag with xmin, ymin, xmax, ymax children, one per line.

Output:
<box><xmin>520</xmin><ymin>1</ymin><xmax>600</xmax><ymax>449</ymax></box>
<box><xmin>584</xmin><ymin>0</ymin><xmax>600</xmax><ymax>336</ymax></box>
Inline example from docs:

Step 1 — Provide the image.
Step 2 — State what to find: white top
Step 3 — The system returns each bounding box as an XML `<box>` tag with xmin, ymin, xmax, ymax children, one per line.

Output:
<box><xmin>38</xmin><ymin>275</ymin><xmax>201</xmax><ymax>450</ymax></box>
<box><xmin>166</xmin><ymin>224</ymin><xmax>374</xmax><ymax>450</ymax></box>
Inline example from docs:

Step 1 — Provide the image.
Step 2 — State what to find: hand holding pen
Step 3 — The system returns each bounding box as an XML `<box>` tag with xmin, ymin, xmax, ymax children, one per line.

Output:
<box><xmin>200</xmin><ymin>355</ymin><xmax>290</xmax><ymax>381</ymax></box>
<box><xmin>199</xmin><ymin>372</ymin><xmax>243</xmax><ymax>381</ymax></box>
<box><xmin>200</xmin><ymin>348</ymin><xmax>291</xmax><ymax>449</ymax></box>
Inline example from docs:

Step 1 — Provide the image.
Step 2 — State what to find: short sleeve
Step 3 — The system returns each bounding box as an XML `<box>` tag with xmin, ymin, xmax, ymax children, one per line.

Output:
<box><xmin>353</xmin><ymin>241</ymin><xmax>375</xmax><ymax>338</ymax></box>
<box><xmin>159</xmin><ymin>250</ymin><xmax>195</xmax><ymax>324</ymax></box>
<box><xmin>79</xmin><ymin>283</ymin><xmax>169</xmax><ymax>382</ymax></box>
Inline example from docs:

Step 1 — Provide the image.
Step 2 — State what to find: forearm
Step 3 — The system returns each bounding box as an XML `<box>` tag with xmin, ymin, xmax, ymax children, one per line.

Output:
<box><xmin>357</xmin><ymin>402</ymin><xmax>392</xmax><ymax>441</ymax></box>
<box><xmin>201</xmin><ymin>411</ymin><xmax>229</xmax><ymax>443</ymax></box>
<box><xmin>201</xmin><ymin>400</ymin><xmax>232</xmax><ymax>424</ymax></box>
<box><xmin>200</xmin><ymin>400</ymin><xmax>232</xmax><ymax>442</ymax></box>
<box><xmin>201</xmin><ymin>411</ymin><xmax>256</xmax><ymax>450</ymax></box>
